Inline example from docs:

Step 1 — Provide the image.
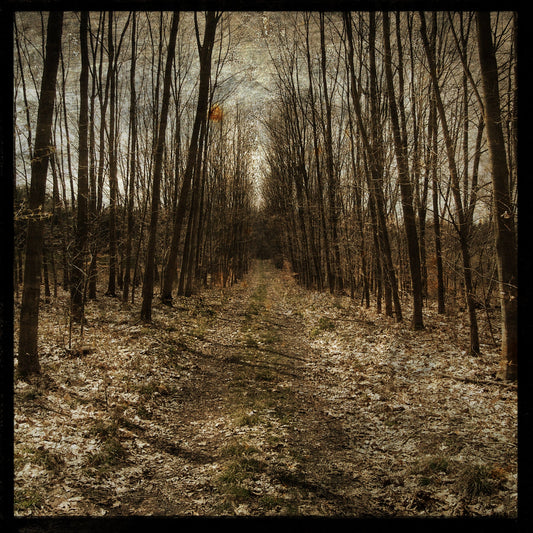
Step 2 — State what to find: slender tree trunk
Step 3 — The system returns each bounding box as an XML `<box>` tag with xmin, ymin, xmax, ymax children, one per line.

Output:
<box><xmin>319</xmin><ymin>13</ymin><xmax>343</xmax><ymax>293</ymax></box>
<box><xmin>106</xmin><ymin>11</ymin><xmax>118</xmax><ymax>297</ymax></box>
<box><xmin>476</xmin><ymin>12</ymin><xmax>518</xmax><ymax>380</ymax></box>
<box><xmin>383</xmin><ymin>12</ymin><xmax>424</xmax><ymax>329</ymax></box>
<box><xmin>420</xmin><ymin>11</ymin><xmax>479</xmax><ymax>354</ymax></box>
<box><xmin>304</xmin><ymin>15</ymin><xmax>333</xmax><ymax>293</ymax></box>
<box><xmin>18</xmin><ymin>12</ymin><xmax>63</xmax><ymax>378</ymax></box>
<box><xmin>70</xmin><ymin>11</ymin><xmax>90</xmax><ymax>323</ymax></box>
<box><xmin>140</xmin><ymin>12</ymin><xmax>179</xmax><ymax>321</ymax></box>
<box><xmin>429</xmin><ymin>101</ymin><xmax>446</xmax><ymax>314</ymax></box>
<box><xmin>161</xmin><ymin>12</ymin><xmax>219</xmax><ymax>304</ymax></box>
<box><xmin>344</xmin><ymin>12</ymin><xmax>401</xmax><ymax>320</ymax></box>
<box><xmin>123</xmin><ymin>12</ymin><xmax>137</xmax><ymax>302</ymax></box>
<box><xmin>88</xmin><ymin>15</ymin><xmax>110</xmax><ymax>299</ymax></box>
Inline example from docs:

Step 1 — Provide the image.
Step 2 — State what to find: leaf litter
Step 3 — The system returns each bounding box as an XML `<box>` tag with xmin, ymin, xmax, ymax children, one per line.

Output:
<box><xmin>13</xmin><ymin>260</ymin><xmax>517</xmax><ymax>517</ymax></box>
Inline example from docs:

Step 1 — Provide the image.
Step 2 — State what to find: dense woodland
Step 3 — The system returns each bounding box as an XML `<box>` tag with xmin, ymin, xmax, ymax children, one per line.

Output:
<box><xmin>11</xmin><ymin>10</ymin><xmax>518</xmax><ymax>519</ymax></box>
<box><xmin>14</xmin><ymin>10</ymin><xmax>516</xmax><ymax>378</ymax></box>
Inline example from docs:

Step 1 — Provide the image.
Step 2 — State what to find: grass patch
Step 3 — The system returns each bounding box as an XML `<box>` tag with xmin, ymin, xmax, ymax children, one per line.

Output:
<box><xmin>411</xmin><ymin>455</ymin><xmax>450</xmax><ymax>475</ymax></box>
<box><xmin>244</xmin><ymin>335</ymin><xmax>259</xmax><ymax>348</ymax></box>
<box><xmin>251</xmin><ymin>284</ymin><xmax>267</xmax><ymax>303</ymax></box>
<box><xmin>18</xmin><ymin>387</ymin><xmax>41</xmax><ymax>403</ymax></box>
<box><xmin>318</xmin><ymin>316</ymin><xmax>336</xmax><ymax>331</ymax></box>
<box><xmin>192</xmin><ymin>322</ymin><xmax>208</xmax><ymax>340</ymax></box>
<box><xmin>260</xmin><ymin>331</ymin><xmax>280</xmax><ymax>345</ymax></box>
<box><xmin>259</xmin><ymin>494</ymin><xmax>286</xmax><ymax>510</ymax></box>
<box><xmin>135</xmin><ymin>379</ymin><xmax>174</xmax><ymax>398</ymax></box>
<box><xmin>255</xmin><ymin>369</ymin><xmax>275</xmax><ymax>382</ymax></box>
<box><xmin>457</xmin><ymin>464</ymin><xmax>499</xmax><ymax>498</ymax></box>
<box><xmin>420</xmin><ymin>455</ymin><xmax>450</xmax><ymax>474</ymax></box>
<box><xmin>245</xmin><ymin>302</ymin><xmax>264</xmax><ymax>317</ymax></box>
<box><xmin>310</xmin><ymin>316</ymin><xmax>336</xmax><ymax>337</ymax></box>
<box><xmin>217</xmin><ymin>450</ymin><xmax>266</xmax><ymax>505</ymax></box>
<box><xmin>411</xmin><ymin>455</ymin><xmax>451</xmax><ymax>487</ymax></box>
<box><xmin>15</xmin><ymin>445</ymin><xmax>65</xmax><ymax>473</ymax></box>
<box><xmin>244</xmin><ymin>284</ymin><xmax>267</xmax><ymax>319</ymax></box>
<box><xmin>225</xmin><ymin>353</ymin><xmax>243</xmax><ymax>364</ymax></box>
<box><xmin>225</xmin><ymin>485</ymin><xmax>252</xmax><ymax>501</ymax></box>
<box><xmin>14</xmin><ymin>487</ymin><xmax>44</xmax><ymax>512</ymax></box>
<box><xmin>220</xmin><ymin>441</ymin><xmax>260</xmax><ymax>458</ymax></box>
<box><xmin>237</xmin><ymin>411</ymin><xmax>262</xmax><ymax>427</ymax></box>
<box><xmin>136</xmin><ymin>404</ymin><xmax>152</xmax><ymax>419</ymax></box>
<box><xmin>259</xmin><ymin>494</ymin><xmax>299</xmax><ymax>515</ymax></box>
<box><xmin>86</xmin><ymin>437</ymin><xmax>127</xmax><ymax>469</ymax></box>
<box><xmin>219</xmin><ymin>457</ymin><xmax>264</xmax><ymax>483</ymax></box>
<box><xmin>32</xmin><ymin>446</ymin><xmax>65</xmax><ymax>472</ymax></box>
<box><xmin>89</xmin><ymin>419</ymin><xmax>119</xmax><ymax>439</ymax></box>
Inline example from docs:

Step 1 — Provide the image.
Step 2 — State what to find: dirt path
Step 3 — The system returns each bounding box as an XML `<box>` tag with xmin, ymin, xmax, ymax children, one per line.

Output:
<box><xmin>14</xmin><ymin>260</ymin><xmax>517</xmax><ymax>518</ymax></box>
<box><xmin>114</xmin><ymin>260</ymin><xmax>377</xmax><ymax>516</ymax></box>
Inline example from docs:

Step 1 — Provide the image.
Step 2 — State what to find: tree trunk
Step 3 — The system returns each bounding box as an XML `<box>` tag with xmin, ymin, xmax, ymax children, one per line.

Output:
<box><xmin>344</xmin><ymin>12</ymin><xmax>401</xmax><ymax>320</ymax></box>
<box><xmin>123</xmin><ymin>12</ymin><xmax>137</xmax><ymax>303</ymax></box>
<box><xmin>70</xmin><ymin>11</ymin><xmax>90</xmax><ymax>323</ymax></box>
<box><xmin>476</xmin><ymin>12</ymin><xmax>518</xmax><ymax>380</ymax></box>
<box><xmin>18</xmin><ymin>12</ymin><xmax>63</xmax><ymax>378</ymax></box>
<box><xmin>420</xmin><ymin>11</ymin><xmax>479</xmax><ymax>354</ymax></box>
<box><xmin>161</xmin><ymin>12</ymin><xmax>219</xmax><ymax>304</ymax></box>
<box><xmin>140</xmin><ymin>12</ymin><xmax>179</xmax><ymax>321</ymax></box>
<box><xmin>106</xmin><ymin>11</ymin><xmax>118</xmax><ymax>297</ymax></box>
<box><xmin>319</xmin><ymin>13</ymin><xmax>343</xmax><ymax>294</ymax></box>
<box><xmin>382</xmin><ymin>12</ymin><xmax>424</xmax><ymax>329</ymax></box>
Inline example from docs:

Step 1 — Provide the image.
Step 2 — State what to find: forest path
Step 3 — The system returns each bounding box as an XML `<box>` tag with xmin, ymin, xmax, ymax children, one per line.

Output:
<box><xmin>14</xmin><ymin>260</ymin><xmax>517</xmax><ymax>518</ymax></box>
<box><xmin>119</xmin><ymin>260</ymin><xmax>378</xmax><ymax>516</ymax></box>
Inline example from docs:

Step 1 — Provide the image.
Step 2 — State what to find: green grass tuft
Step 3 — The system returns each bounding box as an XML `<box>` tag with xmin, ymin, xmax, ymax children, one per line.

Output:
<box><xmin>458</xmin><ymin>464</ymin><xmax>498</xmax><ymax>498</ymax></box>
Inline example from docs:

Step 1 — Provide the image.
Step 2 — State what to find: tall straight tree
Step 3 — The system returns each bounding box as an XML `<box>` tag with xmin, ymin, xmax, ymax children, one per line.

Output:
<box><xmin>319</xmin><ymin>12</ymin><xmax>343</xmax><ymax>293</ymax></box>
<box><xmin>344</xmin><ymin>12</ymin><xmax>402</xmax><ymax>320</ymax></box>
<box><xmin>382</xmin><ymin>12</ymin><xmax>424</xmax><ymax>330</ymax></box>
<box><xmin>70</xmin><ymin>11</ymin><xmax>89</xmax><ymax>323</ymax></box>
<box><xmin>122</xmin><ymin>12</ymin><xmax>137</xmax><ymax>303</ymax></box>
<box><xmin>140</xmin><ymin>11</ymin><xmax>179</xmax><ymax>321</ymax></box>
<box><xmin>304</xmin><ymin>13</ymin><xmax>333</xmax><ymax>293</ymax></box>
<box><xmin>88</xmin><ymin>13</ymin><xmax>110</xmax><ymax>299</ymax></box>
<box><xmin>18</xmin><ymin>12</ymin><xmax>63</xmax><ymax>378</ymax></box>
<box><xmin>476</xmin><ymin>12</ymin><xmax>517</xmax><ymax>381</ymax></box>
<box><xmin>420</xmin><ymin>11</ymin><xmax>480</xmax><ymax>355</ymax></box>
<box><xmin>161</xmin><ymin>11</ymin><xmax>220</xmax><ymax>304</ymax></box>
<box><xmin>105</xmin><ymin>11</ymin><xmax>118</xmax><ymax>296</ymax></box>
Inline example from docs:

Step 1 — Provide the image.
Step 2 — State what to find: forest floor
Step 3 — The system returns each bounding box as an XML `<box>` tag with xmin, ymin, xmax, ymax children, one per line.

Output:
<box><xmin>13</xmin><ymin>260</ymin><xmax>517</xmax><ymax>518</ymax></box>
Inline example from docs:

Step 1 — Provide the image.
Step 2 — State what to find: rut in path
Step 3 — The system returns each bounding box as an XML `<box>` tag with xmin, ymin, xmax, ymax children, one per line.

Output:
<box><xmin>115</xmin><ymin>260</ymin><xmax>379</xmax><ymax>516</ymax></box>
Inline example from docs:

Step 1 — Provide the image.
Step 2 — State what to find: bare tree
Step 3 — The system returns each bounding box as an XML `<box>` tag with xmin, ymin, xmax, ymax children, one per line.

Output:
<box><xmin>476</xmin><ymin>12</ymin><xmax>517</xmax><ymax>380</ymax></box>
<box><xmin>161</xmin><ymin>11</ymin><xmax>221</xmax><ymax>304</ymax></box>
<box><xmin>70</xmin><ymin>11</ymin><xmax>90</xmax><ymax>323</ymax></box>
<box><xmin>18</xmin><ymin>12</ymin><xmax>63</xmax><ymax>378</ymax></box>
<box><xmin>140</xmin><ymin>12</ymin><xmax>180</xmax><ymax>321</ymax></box>
<box><xmin>420</xmin><ymin>11</ymin><xmax>480</xmax><ymax>355</ymax></box>
<box><xmin>382</xmin><ymin>12</ymin><xmax>424</xmax><ymax>329</ymax></box>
